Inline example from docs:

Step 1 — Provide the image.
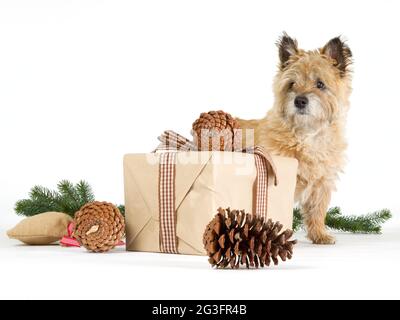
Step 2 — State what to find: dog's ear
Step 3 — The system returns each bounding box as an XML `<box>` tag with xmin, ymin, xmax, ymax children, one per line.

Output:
<box><xmin>322</xmin><ymin>37</ymin><xmax>352</xmax><ymax>76</ymax></box>
<box><xmin>277</xmin><ymin>33</ymin><xmax>298</xmax><ymax>70</ymax></box>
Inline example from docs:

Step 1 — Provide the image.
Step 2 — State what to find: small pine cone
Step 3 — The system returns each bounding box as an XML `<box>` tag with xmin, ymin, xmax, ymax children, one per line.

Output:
<box><xmin>203</xmin><ymin>208</ymin><xmax>297</xmax><ymax>269</ymax></box>
<box><xmin>192</xmin><ymin>110</ymin><xmax>241</xmax><ymax>151</ymax></box>
<box><xmin>73</xmin><ymin>201</ymin><xmax>125</xmax><ymax>253</ymax></box>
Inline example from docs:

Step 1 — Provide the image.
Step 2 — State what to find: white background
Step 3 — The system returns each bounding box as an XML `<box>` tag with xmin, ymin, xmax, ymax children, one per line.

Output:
<box><xmin>1</xmin><ymin>0</ymin><xmax>400</xmax><ymax>300</ymax></box>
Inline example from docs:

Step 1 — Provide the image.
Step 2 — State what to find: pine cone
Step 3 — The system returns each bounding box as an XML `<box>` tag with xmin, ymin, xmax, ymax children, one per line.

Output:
<box><xmin>73</xmin><ymin>201</ymin><xmax>125</xmax><ymax>253</ymax></box>
<box><xmin>203</xmin><ymin>208</ymin><xmax>297</xmax><ymax>269</ymax></box>
<box><xmin>192</xmin><ymin>110</ymin><xmax>241</xmax><ymax>151</ymax></box>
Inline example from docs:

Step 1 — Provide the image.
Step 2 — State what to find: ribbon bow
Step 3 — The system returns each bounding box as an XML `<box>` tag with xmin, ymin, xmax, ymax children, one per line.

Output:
<box><xmin>156</xmin><ymin>130</ymin><xmax>278</xmax><ymax>186</ymax></box>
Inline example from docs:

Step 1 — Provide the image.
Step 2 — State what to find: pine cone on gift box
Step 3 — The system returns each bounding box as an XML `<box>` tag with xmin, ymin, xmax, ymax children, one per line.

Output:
<box><xmin>203</xmin><ymin>208</ymin><xmax>297</xmax><ymax>269</ymax></box>
<box><xmin>73</xmin><ymin>201</ymin><xmax>125</xmax><ymax>253</ymax></box>
<box><xmin>192</xmin><ymin>110</ymin><xmax>241</xmax><ymax>151</ymax></box>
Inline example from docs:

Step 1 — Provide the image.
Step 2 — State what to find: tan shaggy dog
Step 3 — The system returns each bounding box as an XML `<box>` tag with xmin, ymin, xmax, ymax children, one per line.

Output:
<box><xmin>238</xmin><ymin>34</ymin><xmax>353</xmax><ymax>244</ymax></box>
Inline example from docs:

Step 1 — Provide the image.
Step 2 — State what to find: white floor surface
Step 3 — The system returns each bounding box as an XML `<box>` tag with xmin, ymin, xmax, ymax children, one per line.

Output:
<box><xmin>1</xmin><ymin>223</ymin><xmax>399</xmax><ymax>300</ymax></box>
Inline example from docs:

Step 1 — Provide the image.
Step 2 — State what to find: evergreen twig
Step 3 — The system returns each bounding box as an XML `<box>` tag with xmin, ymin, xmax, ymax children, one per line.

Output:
<box><xmin>15</xmin><ymin>186</ymin><xmax>64</xmax><ymax>216</ymax></box>
<box><xmin>15</xmin><ymin>180</ymin><xmax>100</xmax><ymax>218</ymax></box>
<box><xmin>75</xmin><ymin>180</ymin><xmax>95</xmax><ymax>204</ymax></box>
<box><xmin>325</xmin><ymin>207</ymin><xmax>391</xmax><ymax>234</ymax></box>
<box><xmin>293</xmin><ymin>207</ymin><xmax>303</xmax><ymax>232</ymax></box>
<box><xmin>117</xmin><ymin>205</ymin><xmax>125</xmax><ymax>216</ymax></box>
<box><xmin>293</xmin><ymin>207</ymin><xmax>392</xmax><ymax>234</ymax></box>
<box><xmin>57</xmin><ymin>180</ymin><xmax>82</xmax><ymax>214</ymax></box>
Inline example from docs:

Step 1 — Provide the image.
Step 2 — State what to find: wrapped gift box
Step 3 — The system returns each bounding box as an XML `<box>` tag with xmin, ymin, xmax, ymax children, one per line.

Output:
<box><xmin>124</xmin><ymin>151</ymin><xmax>298</xmax><ymax>255</ymax></box>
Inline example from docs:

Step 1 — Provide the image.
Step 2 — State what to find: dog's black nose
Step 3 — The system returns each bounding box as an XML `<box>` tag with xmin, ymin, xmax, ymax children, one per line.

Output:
<box><xmin>294</xmin><ymin>96</ymin><xmax>309</xmax><ymax>109</ymax></box>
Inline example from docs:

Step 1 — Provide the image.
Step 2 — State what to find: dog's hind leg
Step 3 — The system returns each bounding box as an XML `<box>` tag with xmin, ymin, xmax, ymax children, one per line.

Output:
<box><xmin>300</xmin><ymin>179</ymin><xmax>336</xmax><ymax>245</ymax></box>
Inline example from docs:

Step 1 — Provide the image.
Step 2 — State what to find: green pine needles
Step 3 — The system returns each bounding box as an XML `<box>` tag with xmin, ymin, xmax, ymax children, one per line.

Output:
<box><xmin>15</xmin><ymin>180</ymin><xmax>391</xmax><ymax>234</ymax></box>
<box><xmin>293</xmin><ymin>207</ymin><xmax>392</xmax><ymax>234</ymax></box>
<box><xmin>117</xmin><ymin>205</ymin><xmax>125</xmax><ymax>215</ymax></box>
<box><xmin>15</xmin><ymin>180</ymin><xmax>95</xmax><ymax>218</ymax></box>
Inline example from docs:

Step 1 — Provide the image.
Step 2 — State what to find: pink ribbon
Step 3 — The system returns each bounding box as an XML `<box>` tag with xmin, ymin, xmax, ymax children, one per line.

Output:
<box><xmin>60</xmin><ymin>222</ymin><xmax>81</xmax><ymax>247</ymax></box>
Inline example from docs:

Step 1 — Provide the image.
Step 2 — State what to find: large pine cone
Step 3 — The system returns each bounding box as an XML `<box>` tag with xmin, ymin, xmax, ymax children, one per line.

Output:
<box><xmin>192</xmin><ymin>110</ymin><xmax>241</xmax><ymax>151</ymax></box>
<box><xmin>203</xmin><ymin>208</ymin><xmax>297</xmax><ymax>269</ymax></box>
<box><xmin>73</xmin><ymin>201</ymin><xmax>125</xmax><ymax>253</ymax></box>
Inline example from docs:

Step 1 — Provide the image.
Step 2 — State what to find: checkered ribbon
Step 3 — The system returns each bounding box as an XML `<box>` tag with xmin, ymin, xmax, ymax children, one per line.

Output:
<box><xmin>155</xmin><ymin>130</ymin><xmax>278</xmax><ymax>252</ymax></box>
<box><xmin>252</xmin><ymin>145</ymin><xmax>278</xmax><ymax>219</ymax></box>
<box><xmin>158</xmin><ymin>152</ymin><xmax>178</xmax><ymax>254</ymax></box>
<box><xmin>157</xmin><ymin>130</ymin><xmax>196</xmax><ymax>151</ymax></box>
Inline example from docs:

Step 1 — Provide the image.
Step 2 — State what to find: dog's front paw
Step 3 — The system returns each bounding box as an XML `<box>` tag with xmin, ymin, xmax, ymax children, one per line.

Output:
<box><xmin>308</xmin><ymin>232</ymin><xmax>336</xmax><ymax>245</ymax></box>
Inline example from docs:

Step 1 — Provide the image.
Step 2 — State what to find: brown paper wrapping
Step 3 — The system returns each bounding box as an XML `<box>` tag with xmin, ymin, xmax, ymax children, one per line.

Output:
<box><xmin>124</xmin><ymin>151</ymin><xmax>298</xmax><ymax>255</ymax></box>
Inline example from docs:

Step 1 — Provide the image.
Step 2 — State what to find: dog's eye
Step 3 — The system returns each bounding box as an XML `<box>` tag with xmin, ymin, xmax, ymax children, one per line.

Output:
<box><xmin>316</xmin><ymin>80</ymin><xmax>326</xmax><ymax>90</ymax></box>
<box><xmin>288</xmin><ymin>82</ymin><xmax>295</xmax><ymax>90</ymax></box>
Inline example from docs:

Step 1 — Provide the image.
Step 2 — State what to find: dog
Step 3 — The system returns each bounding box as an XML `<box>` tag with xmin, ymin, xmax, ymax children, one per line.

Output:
<box><xmin>238</xmin><ymin>33</ymin><xmax>353</xmax><ymax>244</ymax></box>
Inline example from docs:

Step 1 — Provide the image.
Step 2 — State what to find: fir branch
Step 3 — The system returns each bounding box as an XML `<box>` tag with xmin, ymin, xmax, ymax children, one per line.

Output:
<box><xmin>30</xmin><ymin>186</ymin><xmax>60</xmax><ymax>207</ymax></box>
<box><xmin>57</xmin><ymin>180</ymin><xmax>82</xmax><ymax>213</ymax></box>
<box><xmin>326</xmin><ymin>208</ymin><xmax>392</xmax><ymax>234</ymax></box>
<box><xmin>30</xmin><ymin>186</ymin><xmax>64</xmax><ymax>212</ymax></box>
<box><xmin>15</xmin><ymin>185</ymin><xmax>66</xmax><ymax>216</ymax></box>
<box><xmin>15</xmin><ymin>180</ymin><xmax>97</xmax><ymax>218</ymax></box>
<box><xmin>326</xmin><ymin>207</ymin><xmax>342</xmax><ymax>217</ymax></box>
<box><xmin>76</xmin><ymin>180</ymin><xmax>95</xmax><ymax>204</ymax></box>
<box><xmin>117</xmin><ymin>205</ymin><xmax>125</xmax><ymax>216</ymax></box>
<box><xmin>293</xmin><ymin>207</ymin><xmax>392</xmax><ymax>234</ymax></box>
<box><xmin>292</xmin><ymin>207</ymin><xmax>303</xmax><ymax>232</ymax></box>
<box><xmin>15</xmin><ymin>199</ymin><xmax>56</xmax><ymax>217</ymax></box>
